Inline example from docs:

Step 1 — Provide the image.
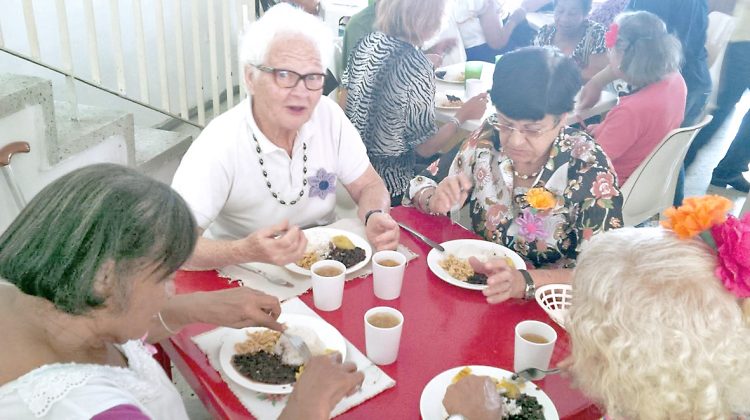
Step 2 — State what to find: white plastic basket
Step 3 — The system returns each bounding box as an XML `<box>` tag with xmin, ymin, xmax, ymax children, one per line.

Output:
<box><xmin>535</xmin><ymin>284</ymin><xmax>572</xmax><ymax>330</ymax></box>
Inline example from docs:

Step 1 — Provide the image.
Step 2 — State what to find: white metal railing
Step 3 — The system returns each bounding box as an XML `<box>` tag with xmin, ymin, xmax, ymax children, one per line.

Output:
<box><xmin>2</xmin><ymin>0</ymin><xmax>258</xmax><ymax>128</ymax></box>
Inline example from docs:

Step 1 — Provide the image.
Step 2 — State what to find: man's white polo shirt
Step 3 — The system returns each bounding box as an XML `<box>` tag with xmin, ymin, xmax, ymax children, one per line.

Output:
<box><xmin>171</xmin><ymin>96</ymin><xmax>370</xmax><ymax>241</ymax></box>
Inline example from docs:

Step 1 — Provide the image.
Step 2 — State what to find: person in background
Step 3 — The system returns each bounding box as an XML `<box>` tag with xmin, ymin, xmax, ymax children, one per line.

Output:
<box><xmin>408</xmin><ymin>47</ymin><xmax>622</xmax><ymax>305</ymax></box>
<box><xmin>588</xmin><ymin>0</ymin><xmax>629</xmax><ymax>26</ymax></box>
<box><xmin>684</xmin><ymin>0</ymin><xmax>750</xmax><ymax>193</ymax></box>
<box><xmin>341</xmin><ymin>0</ymin><xmax>377</xmax><ymax>69</ymax></box>
<box><xmin>453</xmin><ymin>0</ymin><xmax>528</xmax><ymax>62</ymax></box>
<box><xmin>578</xmin><ymin>0</ymin><xmax>710</xmax><ymax>205</ymax></box>
<box><xmin>533</xmin><ymin>0</ymin><xmax>609</xmax><ymax>81</ymax></box>
<box><xmin>342</xmin><ymin>0</ymin><xmax>487</xmax><ymax>205</ymax></box>
<box><xmin>588</xmin><ymin>11</ymin><xmax>686</xmax><ymax>185</ymax></box>
<box><xmin>341</xmin><ymin>0</ymin><xmax>459</xmax><ymax>72</ymax></box>
<box><xmin>444</xmin><ymin>196</ymin><xmax>750</xmax><ymax>418</ymax></box>
<box><xmin>0</xmin><ymin>164</ymin><xmax>364</xmax><ymax>419</ymax></box>
<box><xmin>172</xmin><ymin>4</ymin><xmax>399</xmax><ymax>271</ymax></box>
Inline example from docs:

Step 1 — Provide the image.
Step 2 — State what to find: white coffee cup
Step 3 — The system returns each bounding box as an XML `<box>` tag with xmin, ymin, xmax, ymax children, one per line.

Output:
<box><xmin>372</xmin><ymin>250</ymin><xmax>407</xmax><ymax>300</ymax></box>
<box><xmin>364</xmin><ymin>306</ymin><xmax>404</xmax><ymax>365</ymax></box>
<box><xmin>514</xmin><ymin>320</ymin><xmax>557</xmax><ymax>377</ymax></box>
<box><xmin>310</xmin><ymin>260</ymin><xmax>346</xmax><ymax>311</ymax></box>
<box><xmin>465</xmin><ymin>79</ymin><xmax>486</xmax><ymax>100</ymax></box>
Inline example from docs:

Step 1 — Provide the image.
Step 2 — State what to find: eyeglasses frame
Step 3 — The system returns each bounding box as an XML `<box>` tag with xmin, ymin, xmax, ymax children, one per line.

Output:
<box><xmin>252</xmin><ymin>64</ymin><xmax>326</xmax><ymax>91</ymax></box>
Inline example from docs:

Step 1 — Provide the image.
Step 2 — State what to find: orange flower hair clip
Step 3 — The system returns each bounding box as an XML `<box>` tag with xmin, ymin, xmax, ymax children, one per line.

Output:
<box><xmin>661</xmin><ymin>195</ymin><xmax>750</xmax><ymax>299</ymax></box>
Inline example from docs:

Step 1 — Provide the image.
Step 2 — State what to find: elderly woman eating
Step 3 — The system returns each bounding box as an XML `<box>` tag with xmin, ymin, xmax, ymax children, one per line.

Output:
<box><xmin>533</xmin><ymin>0</ymin><xmax>608</xmax><ymax>81</ymax></box>
<box><xmin>408</xmin><ymin>47</ymin><xmax>622</xmax><ymax>304</ymax></box>
<box><xmin>444</xmin><ymin>197</ymin><xmax>750</xmax><ymax>418</ymax></box>
<box><xmin>588</xmin><ymin>11</ymin><xmax>686</xmax><ymax>185</ymax></box>
<box><xmin>342</xmin><ymin>0</ymin><xmax>487</xmax><ymax>206</ymax></box>
<box><xmin>0</xmin><ymin>164</ymin><xmax>364</xmax><ymax>419</ymax></box>
<box><xmin>171</xmin><ymin>4</ymin><xmax>399</xmax><ymax>270</ymax></box>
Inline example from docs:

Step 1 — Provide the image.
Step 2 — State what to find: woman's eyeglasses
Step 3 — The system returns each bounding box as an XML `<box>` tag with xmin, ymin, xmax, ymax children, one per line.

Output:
<box><xmin>491</xmin><ymin>116</ymin><xmax>561</xmax><ymax>141</ymax></box>
<box><xmin>253</xmin><ymin>64</ymin><xmax>326</xmax><ymax>91</ymax></box>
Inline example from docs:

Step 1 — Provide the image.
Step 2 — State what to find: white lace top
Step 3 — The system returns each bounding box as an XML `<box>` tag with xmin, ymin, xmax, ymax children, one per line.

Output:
<box><xmin>0</xmin><ymin>281</ymin><xmax>188</xmax><ymax>419</ymax></box>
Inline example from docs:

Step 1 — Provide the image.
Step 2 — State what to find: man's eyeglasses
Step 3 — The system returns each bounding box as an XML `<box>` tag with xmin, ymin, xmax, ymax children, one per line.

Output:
<box><xmin>253</xmin><ymin>64</ymin><xmax>326</xmax><ymax>91</ymax></box>
<box><xmin>490</xmin><ymin>115</ymin><xmax>561</xmax><ymax>141</ymax></box>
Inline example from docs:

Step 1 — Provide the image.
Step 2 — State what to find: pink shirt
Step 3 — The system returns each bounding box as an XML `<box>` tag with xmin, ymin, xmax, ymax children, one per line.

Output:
<box><xmin>591</xmin><ymin>72</ymin><xmax>687</xmax><ymax>185</ymax></box>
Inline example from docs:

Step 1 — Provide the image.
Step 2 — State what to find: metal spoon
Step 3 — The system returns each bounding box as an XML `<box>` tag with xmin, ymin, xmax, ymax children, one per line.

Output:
<box><xmin>235</xmin><ymin>265</ymin><xmax>295</xmax><ymax>288</ymax></box>
<box><xmin>511</xmin><ymin>367</ymin><xmax>561</xmax><ymax>381</ymax></box>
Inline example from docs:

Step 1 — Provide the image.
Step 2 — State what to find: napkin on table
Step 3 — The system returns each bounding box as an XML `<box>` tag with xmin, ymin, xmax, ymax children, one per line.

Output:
<box><xmin>191</xmin><ymin>297</ymin><xmax>396</xmax><ymax>419</ymax></box>
<box><xmin>218</xmin><ymin>218</ymin><xmax>418</xmax><ymax>301</ymax></box>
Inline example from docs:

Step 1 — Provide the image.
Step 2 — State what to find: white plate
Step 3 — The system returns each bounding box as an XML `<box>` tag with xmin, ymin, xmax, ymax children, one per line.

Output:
<box><xmin>436</xmin><ymin>91</ymin><xmax>465</xmax><ymax>110</ymax></box>
<box><xmin>219</xmin><ymin>313</ymin><xmax>347</xmax><ymax>394</ymax></box>
<box><xmin>419</xmin><ymin>365</ymin><xmax>559</xmax><ymax>420</ymax></box>
<box><xmin>427</xmin><ymin>239</ymin><xmax>525</xmax><ymax>291</ymax></box>
<box><xmin>434</xmin><ymin>64</ymin><xmax>466</xmax><ymax>84</ymax></box>
<box><xmin>284</xmin><ymin>227</ymin><xmax>372</xmax><ymax>276</ymax></box>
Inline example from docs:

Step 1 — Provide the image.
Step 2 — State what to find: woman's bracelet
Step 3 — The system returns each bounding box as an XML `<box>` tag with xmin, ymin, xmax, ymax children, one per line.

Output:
<box><xmin>416</xmin><ymin>187</ymin><xmax>436</xmax><ymax>214</ymax></box>
<box><xmin>157</xmin><ymin>311</ymin><xmax>179</xmax><ymax>335</ymax></box>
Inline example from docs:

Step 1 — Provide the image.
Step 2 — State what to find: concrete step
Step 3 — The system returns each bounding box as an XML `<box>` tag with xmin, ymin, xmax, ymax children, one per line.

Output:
<box><xmin>54</xmin><ymin>101</ymin><xmax>135</xmax><ymax>165</ymax></box>
<box><xmin>134</xmin><ymin>126</ymin><xmax>193</xmax><ymax>176</ymax></box>
<box><xmin>0</xmin><ymin>73</ymin><xmax>57</xmax><ymax>164</ymax></box>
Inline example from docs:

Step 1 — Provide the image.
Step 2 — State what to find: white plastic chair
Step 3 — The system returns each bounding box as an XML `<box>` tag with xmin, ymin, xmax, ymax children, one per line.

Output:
<box><xmin>619</xmin><ymin>115</ymin><xmax>713</xmax><ymax>226</ymax></box>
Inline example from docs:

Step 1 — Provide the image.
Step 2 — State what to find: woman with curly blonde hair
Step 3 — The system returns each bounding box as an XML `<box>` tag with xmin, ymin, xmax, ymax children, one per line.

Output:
<box><xmin>443</xmin><ymin>205</ymin><xmax>750</xmax><ymax>419</ymax></box>
<box><xmin>568</xmin><ymin>226</ymin><xmax>750</xmax><ymax>419</ymax></box>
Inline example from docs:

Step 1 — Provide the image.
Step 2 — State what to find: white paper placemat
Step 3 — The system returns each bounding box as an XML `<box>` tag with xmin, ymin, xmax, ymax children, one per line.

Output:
<box><xmin>218</xmin><ymin>218</ymin><xmax>418</xmax><ymax>301</ymax></box>
<box><xmin>192</xmin><ymin>298</ymin><xmax>396</xmax><ymax>419</ymax></box>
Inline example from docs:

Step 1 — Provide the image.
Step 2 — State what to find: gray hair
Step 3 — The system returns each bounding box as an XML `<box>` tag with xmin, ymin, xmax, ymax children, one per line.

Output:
<box><xmin>613</xmin><ymin>11</ymin><xmax>682</xmax><ymax>88</ymax></box>
<box><xmin>569</xmin><ymin>227</ymin><xmax>750</xmax><ymax>418</ymax></box>
<box><xmin>0</xmin><ymin>164</ymin><xmax>197</xmax><ymax>315</ymax></box>
<box><xmin>238</xmin><ymin>3</ymin><xmax>333</xmax><ymax>91</ymax></box>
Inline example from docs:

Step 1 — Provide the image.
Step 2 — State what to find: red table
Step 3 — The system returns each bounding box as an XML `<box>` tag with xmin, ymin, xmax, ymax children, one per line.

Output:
<box><xmin>163</xmin><ymin>206</ymin><xmax>601</xmax><ymax>419</ymax></box>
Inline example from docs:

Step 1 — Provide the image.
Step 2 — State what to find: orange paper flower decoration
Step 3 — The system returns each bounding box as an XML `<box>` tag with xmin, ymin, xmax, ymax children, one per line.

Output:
<box><xmin>526</xmin><ymin>187</ymin><xmax>556</xmax><ymax>210</ymax></box>
<box><xmin>660</xmin><ymin>195</ymin><xmax>733</xmax><ymax>239</ymax></box>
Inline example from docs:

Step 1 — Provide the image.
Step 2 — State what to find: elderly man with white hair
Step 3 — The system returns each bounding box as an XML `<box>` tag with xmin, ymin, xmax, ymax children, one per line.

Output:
<box><xmin>172</xmin><ymin>4</ymin><xmax>399</xmax><ymax>270</ymax></box>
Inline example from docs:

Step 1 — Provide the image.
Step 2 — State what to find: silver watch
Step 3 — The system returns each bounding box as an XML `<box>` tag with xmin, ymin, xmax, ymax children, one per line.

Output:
<box><xmin>520</xmin><ymin>269</ymin><xmax>535</xmax><ymax>300</ymax></box>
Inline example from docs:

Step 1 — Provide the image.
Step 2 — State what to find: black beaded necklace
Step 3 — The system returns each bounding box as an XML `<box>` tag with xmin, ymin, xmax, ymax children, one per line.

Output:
<box><xmin>251</xmin><ymin>133</ymin><xmax>307</xmax><ymax>206</ymax></box>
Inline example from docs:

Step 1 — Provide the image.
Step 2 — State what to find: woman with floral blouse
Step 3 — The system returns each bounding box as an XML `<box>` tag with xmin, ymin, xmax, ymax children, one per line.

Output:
<box><xmin>407</xmin><ymin>47</ymin><xmax>623</xmax><ymax>304</ymax></box>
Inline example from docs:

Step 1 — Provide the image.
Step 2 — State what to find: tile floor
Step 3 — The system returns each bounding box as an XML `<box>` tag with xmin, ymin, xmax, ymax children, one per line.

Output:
<box><xmin>176</xmin><ymin>93</ymin><xmax>749</xmax><ymax>419</ymax></box>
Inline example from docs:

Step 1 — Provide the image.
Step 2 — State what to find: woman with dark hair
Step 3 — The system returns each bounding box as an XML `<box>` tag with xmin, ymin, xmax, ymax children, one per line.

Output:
<box><xmin>343</xmin><ymin>0</ymin><xmax>487</xmax><ymax>205</ymax></box>
<box><xmin>534</xmin><ymin>0</ymin><xmax>609</xmax><ymax>80</ymax></box>
<box><xmin>589</xmin><ymin>11</ymin><xmax>685</xmax><ymax>185</ymax></box>
<box><xmin>0</xmin><ymin>164</ymin><xmax>363</xmax><ymax>418</ymax></box>
<box><xmin>408</xmin><ymin>47</ymin><xmax>622</xmax><ymax>304</ymax></box>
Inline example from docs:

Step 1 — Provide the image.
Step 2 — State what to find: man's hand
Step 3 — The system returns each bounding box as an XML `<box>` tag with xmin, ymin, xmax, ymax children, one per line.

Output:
<box><xmin>470</xmin><ymin>257</ymin><xmax>525</xmax><ymax>304</ymax></box>
<box><xmin>443</xmin><ymin>375</ymin><xmax>504</xmax><ymax>420</ymax></box>
<box><xmin>188</xmin><ymin>288</ymin><xmax>283</xmax><ymax>330</ymax></box>
<box><xmin>239</xmin><ymin>220</ymin><xmax>307</xmax><ymax>265</ymax></box>
<box><xmin>280</xmin><ymin>353</ymin><xmax>364</xmax><ymax>420</ymax></box>
<box><xmin>366</xmin><ymin>212</ymin><xmax>399</xmax><ymax>251</ymax></box>
<box><xmin>430</xmin><ymin>173</ymin><xmax>473</xmax><ymax>214</ymax></box>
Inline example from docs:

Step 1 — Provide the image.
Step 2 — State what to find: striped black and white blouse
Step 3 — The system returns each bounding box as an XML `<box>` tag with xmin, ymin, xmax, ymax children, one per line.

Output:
<box><xmin>342</xmin><ymin>31</ymin><xmax>437</xmax><ymax>203</ymax></box>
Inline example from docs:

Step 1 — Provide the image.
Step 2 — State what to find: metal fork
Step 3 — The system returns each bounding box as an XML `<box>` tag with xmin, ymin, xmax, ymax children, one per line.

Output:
<box><xmin>283</xmin><ymin>332</ymin><xmax>312</xmax><ymax>363</ymax></box>
<box><xmin>235</xmin><ymin>264</ymin><xmax>295</xmax><ymax>288</ymax></box>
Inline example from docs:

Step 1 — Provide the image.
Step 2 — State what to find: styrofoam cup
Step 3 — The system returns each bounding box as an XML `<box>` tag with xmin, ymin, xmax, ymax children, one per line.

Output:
<box><xmin>465</xmin><ymin>79</ymin><xmax>486</xmax><ymax>99</ymax></box>
<box><xmin>372</xmin><ymin>250</ymin><xmax>407</xmax><ymax>300</ymax></box>
<box><xmin>310</xmin><ymin>260</ymin><xmax>346</xmax><ymax>311</ymax></box>
<box><xmin>513</xmin><ymin>320</ymin><xmax>557</xmax><ymax>377</ymax></box>
<box><xmin>364</xmin><ymin>306</ymin><xmax>404</xmax><ymax>365</ymax></box>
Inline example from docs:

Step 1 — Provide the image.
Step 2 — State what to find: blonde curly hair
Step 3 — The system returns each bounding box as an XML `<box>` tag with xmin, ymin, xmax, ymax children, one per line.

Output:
<box><xmin>568</xmin><ymin>227</ymin><xmax>750</xmax><ymax>419</ymax></box>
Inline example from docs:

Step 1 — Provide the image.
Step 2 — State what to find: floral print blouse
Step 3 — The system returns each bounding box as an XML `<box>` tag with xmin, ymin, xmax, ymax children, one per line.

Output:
<box><xmin>407</xmin><ymin>120</ymin><xmax>623</xmax><ymax>269</ymax></box>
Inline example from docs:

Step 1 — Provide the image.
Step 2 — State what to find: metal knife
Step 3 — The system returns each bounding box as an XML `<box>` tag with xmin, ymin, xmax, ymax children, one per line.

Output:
<box><xmin>235</xmin><ymin>265</ymin><xmax>295</xmax><ymax>288</ymax></box>
<box><xmin>397</xmin><ymin>222</ymin><xmax>445</xmax><ymax>252</ymax></box>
